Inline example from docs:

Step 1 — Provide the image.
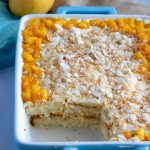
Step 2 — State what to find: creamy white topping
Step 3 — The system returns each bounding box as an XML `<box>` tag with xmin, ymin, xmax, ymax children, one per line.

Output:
<box><xmin>35</xmin><ymin>23</ymin><xmax>150</xmax><ymax>141</ymax></box>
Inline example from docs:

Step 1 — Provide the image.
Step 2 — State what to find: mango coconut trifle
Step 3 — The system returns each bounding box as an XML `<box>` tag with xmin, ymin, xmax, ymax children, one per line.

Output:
<box><xmin>21</xmin><ymin>17</ymin><xmax>150</xmax><ymax>141</ymax></box>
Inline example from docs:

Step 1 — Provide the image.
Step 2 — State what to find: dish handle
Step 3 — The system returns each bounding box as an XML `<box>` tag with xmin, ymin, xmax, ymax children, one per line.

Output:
<box><xmin>56</xmin><ymin>6</ymin><xmax>117</xmax><ymax>14</ymax></box>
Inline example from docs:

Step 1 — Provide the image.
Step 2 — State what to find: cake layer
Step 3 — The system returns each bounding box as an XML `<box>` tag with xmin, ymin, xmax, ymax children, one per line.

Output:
<box><xmin>30</xmin><ymin>115</ymin><xmax>101</xmax><ymax>129</ymax></box>
<box><xmin>25</xmin><ymin>101</ymin><xmax>101</xmax><ymax>118</ymax></box>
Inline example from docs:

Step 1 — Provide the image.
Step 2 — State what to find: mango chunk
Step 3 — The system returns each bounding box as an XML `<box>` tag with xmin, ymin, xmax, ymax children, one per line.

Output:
<box><xmin>89</xmin><ymin>19</ymin><xmax>101</xmax><ymax>26</ymax></box>
<box><xmin>24</xmin><ymin>36</ymin><xmax>37</xmax><ymax>45</ymax></box>
<box><xmin>22</xmin><ymin>52</ymin><xmax>34</xmax><ymax>63</ymax></box>
<box><xmin>76</xmin><ymin>20</ymin><xmax>90</xmax><ymax>29</ymax></box>
<box><xmin>22</xmin><ymin>89</ymin><xmax>31</xmax><ymax>102</ymax></box>
<box><xmin>31</xmin><ymin>83</ymin><xmax>40</xmax><ymax>101</ymax></box>
<box><xmin>31</xmin><ymin>65</ymin><xmax>42</xmax><ymax>76</ymax></box>
<box><xmin>22</xmin><ymin>79</ymin><xmax>30</xmax><ymax>90</ymax></box>
<box><xmin>40</xmin><ymin>89</ymin><xmax>48</xmax><ymax>100</ymax></box>
<box><xmin>123</xmin><ymin>131</ymin><xmax>132</xmax><ymax>139</ymax></box>
<box><xmin>134</xmin><ymin>52</ymin><xmax>145</xmax><ymax>60</ymax></box>
<box><xmin>135</xmin><ymin>128</ymin><xmax>145</xmax><ymax>141</ymax></box>
<box><xmin>145</xmin><ymin>132</ymin><xmax>150</xmax><ymax>141</ymax></box>
<box><xmin>23</xmin><ymin>63</ymin><xmax>32</xmax><ymax>73</ymax></box>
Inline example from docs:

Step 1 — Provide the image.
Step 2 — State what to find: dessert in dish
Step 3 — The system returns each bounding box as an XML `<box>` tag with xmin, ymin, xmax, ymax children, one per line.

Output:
<box><xmin>21</xmin><ymin>17</ymin><xmax>150</xmax><ymax>141</ymax></box>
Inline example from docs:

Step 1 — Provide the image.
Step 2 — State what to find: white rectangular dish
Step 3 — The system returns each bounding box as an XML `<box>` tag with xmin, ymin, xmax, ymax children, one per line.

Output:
<box><xmin>15</xmin><ymin>14</ymin><xmax>150</xmax><ymax>150</ymax></box>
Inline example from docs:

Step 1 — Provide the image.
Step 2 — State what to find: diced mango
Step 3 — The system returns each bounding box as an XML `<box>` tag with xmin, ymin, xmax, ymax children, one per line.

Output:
<box><xmin>134</xmin><ymin>52</ymin><xmax>145</xmax><ymax>60</ymax></box>
<box><xmin>28</xmin><ymin>18</ymin><xmax>41</xmax><ymax>27</ymax></box>
<box><xmin>135</xmin><ymin>128</ymin><xmax>145</xmax><ymax>141</ymax></box>
<box><xmin>31</xmin><ymin>83</ymin><xmax>40</xmax><ymax>101</ymax></box>
<box><xmin>22</xmin><ymin>52</ymin><xmax>34</xmax><ymax>63</ymax></box>
<box><xmin>106</xmin><ymin>19</ymin><xmax>118</xmax><ymax>31</ymax></box>
<box><xmin>40</xmin><ymin>89</ymin><xmax>48</xmax><ymax>100</ymax></box>
<box><xmin>140</xmin><ymin>59</ymin><xmax>149</xmax><ymax>69</ymax></box>
<box><xmin>44</xmin><ymin>19</ymin><xmax>53</xmax><ymax>28</ymax></box>
<box><xmin>69</xmin><ymin>18</ymin><xmax>78</xmax><ymax>25</ymax></box>
<box><xmin>107</xmin><ymin>19</ymin><xmax>117</xmax><ymax>27</ymax></box>
<box><xmin>23</xmin><ymin>63</ymin><xmax>32</xmax><ymax>73</ymax></box>
<box><xmin>24</xmin><ymin>47</ymin><xmax>35</xmax><ymax>55</ymax></box>
<box><xmin>33</xmin><ymin>51</ymin><xmax>40</xmax><ymax>59</ymax></box>
<box><xmin>35</xmin><ymin>38</ymin><xmax>42</xmax><ymax>50</ymax></box>
<box><xmin>116</xmin><ymin>18</ymin><xmax>125</xmax><ymax>27</ymax></box>
<box><xmin>22</xmin><ymin>44</ymin><xmax>30</xmax><ymax>49</ymax></box>
<box><xmin>63</xmin><ymin>23</ymin><xmax>74</xmax><ymax>30</ymax></box>
<box><xmin>123</xmin><ymin>131</ymin><xmax>132</xmax><ymax>139</ymax></box>
<box><xmin>89</xmin><ymin>19</ymin><xmax>101</xmax><ymax>26</ymax></box>
<box><xmin>146</xmin><ymin>54</ymin><xmax>150</xmax><ymax>61</ymax></box>
<box><xmin>146</xmin><ymin>28</ymin><xmax>150</xmax><ymax>34</ymax></box>
<box><xmin>76</xmin><ymin>20</ymin><xmax>90</xmax><ymax>29</ymax></box>
<box><xmin>128</xmin><ymin>18</ymin><xmax>135</xmax><ymax>28</ymax></box>
<box><xmin>33</xmin><ymin>27</ymin><xmax>47</xmax><ymax>39</ymax></box>
<box><xmin>145</xmin><ymin>132</ymin><xmax>150</xmax><ymax>141</ymax></box>
<box><xmin>22</xmin><ymin>79</ymin><xmax>30</xmax><ymax>90</ymax></box>
<box><xmin>22</xmin><ymin>29</ymin><xmax>34</xmax><ymax>37</ymax></box>
<box><xmin>57</xmin><ymin>18</ymin><xmax>67</xmax><ymax>26</ymax></box>
<box><xmin>99</xmin><ymin>20</ymin><xmax>107</xmax><ymax>28</ymax></box>
<box><xmin>136</xmin><ymin>20</ymin><xmax>144</xmax><ymax>28</ymax></box>
<box><xmin>22</xmin><ymin>89</ymin><xmax>31</xmax><ymax>102</ymax></box>
<box><xmin>121</xmin><ymin>25</ymin><xmax>135</xmax><ymax>34</ymax></box>
<box><xmin>24</xmin><ymin>36</ymin><xmax>37</xmax><ymax>45</ymax></box>
<box><xmin>31</xmin><ymin>65</ymin><xmax>42</xmax><ymax>76</ymax></box>
<box><xmin>138</xmin><ymin>33</ymin><xmax>148</xmax><ymax>42</ymax></box>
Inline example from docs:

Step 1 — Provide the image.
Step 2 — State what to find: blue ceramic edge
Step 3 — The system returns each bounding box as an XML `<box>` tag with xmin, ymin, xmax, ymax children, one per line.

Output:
<box><xmin>56</xmin><ymin>6</ymin><xmax>117</xmax><ymax>14</ymax></box>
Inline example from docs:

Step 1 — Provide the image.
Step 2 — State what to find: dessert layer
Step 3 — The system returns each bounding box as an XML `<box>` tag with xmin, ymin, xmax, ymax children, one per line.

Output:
<box><xmin>30</xmin><ymin>115</ymin><xmax>100</xmax><ymax>129</ymax></box>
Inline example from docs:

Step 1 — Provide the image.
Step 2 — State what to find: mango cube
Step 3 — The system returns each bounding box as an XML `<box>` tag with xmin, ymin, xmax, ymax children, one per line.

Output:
<box><xmin>22</xmin><ymin>89</ymin><xmax>31</xmax><ymax>102</ymax></box>
<box><xmin>135</xmin><ymin>128</ymin><xmax>145</xmax><ymax>141</ymax></box>
<box><xmin>22</xmin><ymin>52</ymin><xmax>34</xmax><ymax>63</ymax></box>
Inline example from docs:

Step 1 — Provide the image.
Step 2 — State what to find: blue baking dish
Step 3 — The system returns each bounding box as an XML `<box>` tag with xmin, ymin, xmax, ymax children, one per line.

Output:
<box><xmin>14</xmin><ymin>6</ymin><xmax>150</xmax><ymax>150</ymax></box>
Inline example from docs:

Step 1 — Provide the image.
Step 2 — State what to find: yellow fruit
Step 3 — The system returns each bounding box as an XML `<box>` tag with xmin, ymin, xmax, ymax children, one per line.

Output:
<box><xmin>22</xmin><ymin>79</ymin><xmax>30</xmax><ymax>90</ymax></box>
<box><xmin>28</xmin><ymin>18</ymin><xmax>41</xmax><ymax>27</ymax></box>
<box><xmin>33</xmin><ymin>51</ymin><xmax>40</xmax><ymax>59</ymax></box>
<box><xmin>138</xmin><ymin>33</ymin><xmax>148</xmax><ymax>42</ymax></box>
<box><xmin>76</xmin><ymin>20</ymin><xmax>90</xmax><ymax>29</ymax></box>
<box><xmin>31</xmin><ymin>65</ymin><xmax>42</xmax><ymax>76</ymax></box>
<box><xmin>22</xmin><ymin>89</ymin><xmax>31</xmax><ymax>101</ymax></box>
<box><xmin>123</xmin><ymin>131</ymin><xmax>132</xmax><ymax>139</ymax></box>
<box><xmin>63</xmin><ymin>23</ymin><xmax>74</xmax><ymax>30</ymax></box>
<box><xmin>44</xmin><ymin>19</ymin><xmax>53</xmax><ymax>29</ymax></box>
<box><xmin>100</xmin><ymin>21</ymin><xmax>107</xmax><ymax>28</ymax></box>
<box><xmin>89</xmin><ymin>19</ymin><xmax>101</xmax><ymax>26</ymax></box>
<box><xmin>24</xmin><ymin>36</ymin><xmax>37</xmax><ymax>45</ymax></box>
<box><xmin>106</xmin><ymin>19</ymin><xmax>118</xmax><ymax>31</ymax></box>
<box><xmin>145</xmin><ymin>132</ymin><xmax>150</xmax><ymax>141</ymax></box>
<box><xmin>140</xmin><ymin>60</ymin><xmax>148</xmax><ymax>69</ymax></box>
<box><xmin>23</xmin><ymin>63</ymin><xmax>32</xmax><ymax>73</ymax></box>
<box><xmin>56</xmin><ymin>18</ymin><xmax>67</xmax><ymax>26</ymax></box>
<box><xmin>121</xmin><ymin>25</ymin><xmax>135</xmax><ymax>34</ymax></box>
<box><xmin>31</xmin><ymin>84</ymin><xmax>40</xmax><ymax>101</ymax></box>
<box><xmin>33</xmin><ymin>27</ymin><xmax>47</xmax><ymax>39</ymax></box>
<box><xmin>128</xmin><ymin>18</ymin><xmax>135</xmax><ymax>28</ymax></box>
<box><xmin>24</xmin><ymin>47</ymin><xmax>35</xmax><ymax>55</ymax></box>
<box><xmin>134</xmin><ymin>52</ymin><xmax>145</xmax><ymax>60</ymax></box>
<box><xmin>35</xmin><ymin>38</ymin><xmax>42</xmax><ymax>50</ymax></box>
<box><xmin>22</xmin><ymin>52</ymin><xmax>34</xmax><ymax>63</ymax></box>
<box><xmin>69</xmin><ymin>19</ymin><xmax>78</xmax><ymax>25</ymax></box>
<box><xmin>135</xmin><ymin>128</ymin><xmax>145</xmax><ymax>141</ymax></box>
<box><xmin>40</xmin><ymin>89</ymin><xmax>48</xmax><ymax>100</ymax></box>
<box><xmin>116</xmin><ymin>18</ymin><xmax>125</xmax><ymax>27</ymax></box>
<box><xmin>9</xmin><ymin>0</ymin><xmax>54</xmax><ymax>17</ymax></box>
